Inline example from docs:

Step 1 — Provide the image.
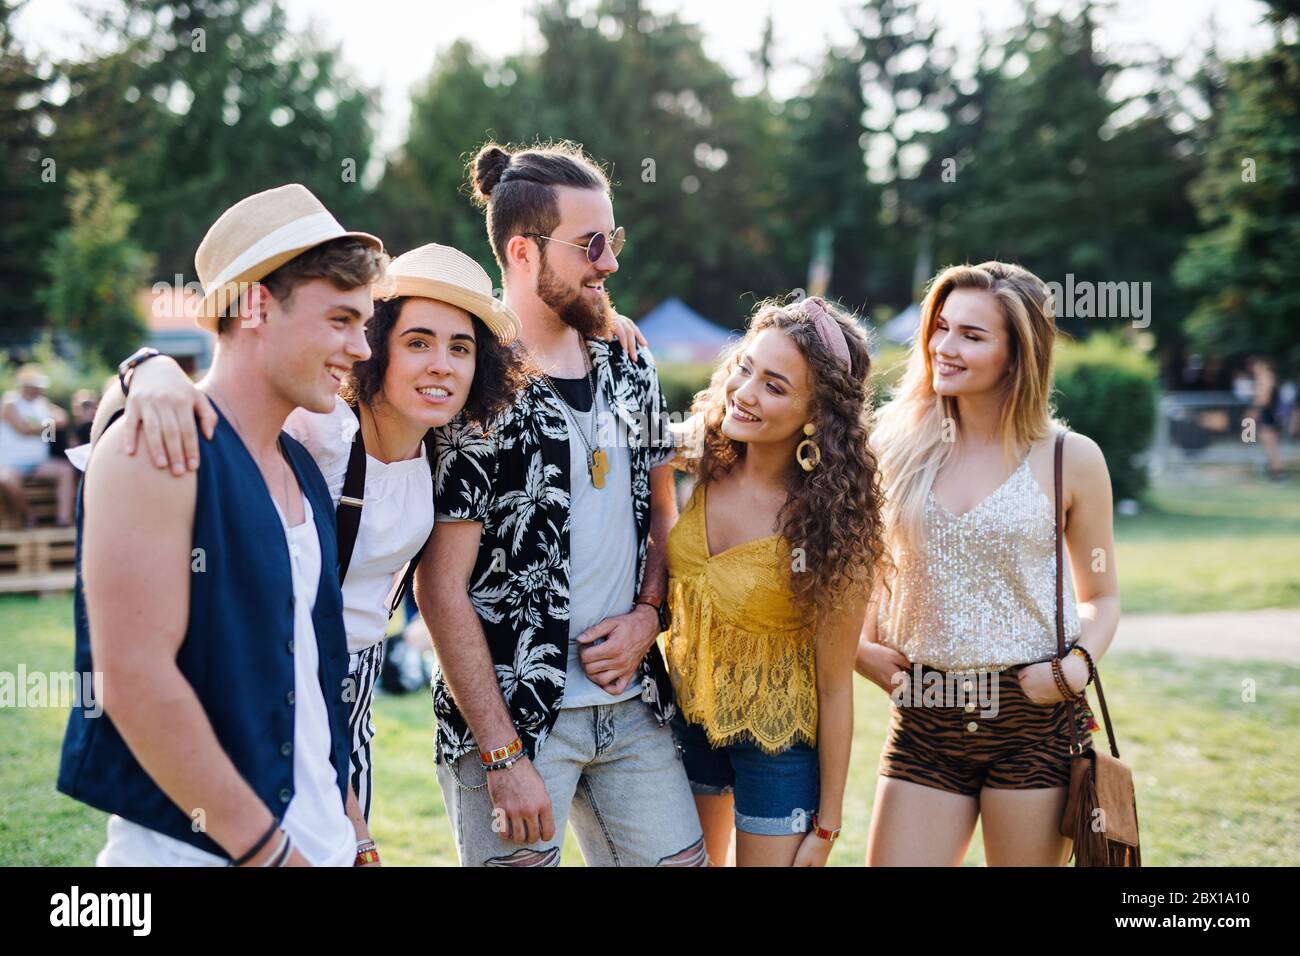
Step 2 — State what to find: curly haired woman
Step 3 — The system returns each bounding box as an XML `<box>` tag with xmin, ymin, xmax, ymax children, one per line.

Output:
<box><xmin>664</xmin><ymin>296</ymin><xmax>887</xmax><ymax>866</ymax></box>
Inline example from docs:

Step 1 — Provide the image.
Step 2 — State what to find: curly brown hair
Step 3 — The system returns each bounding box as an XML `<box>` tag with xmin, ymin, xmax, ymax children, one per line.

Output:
<box><xmin>338</xmin><ymin>295</ymin><xmax>527</xmax><ymax>428</ymax></box>
<box><xmin>682</xmin><ymin>296</ymin><xmax>888</xmax><ymax>621</ymax></box>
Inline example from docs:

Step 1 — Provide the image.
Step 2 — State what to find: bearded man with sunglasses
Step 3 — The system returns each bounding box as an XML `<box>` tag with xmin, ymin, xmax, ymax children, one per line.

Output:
<box><xmin>416</xmin><ymin>141</ymin><xmax>705</xmax><ymax>867</ymax></box>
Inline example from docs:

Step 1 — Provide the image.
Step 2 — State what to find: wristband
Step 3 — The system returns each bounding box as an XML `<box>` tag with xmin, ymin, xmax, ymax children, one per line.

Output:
<box><xmin>117</xmin><ymin>347</ymin><xmax>161</xmax><ymax>397</ymax></box>
<box><xmin>229</xmin><ymin>817</ymin><xmax>279</xmax><ymax>867</ymax></box>
<box><xmin>634</xmin><ymin>596</ymin><xmax>670</xmax><ymax>632</ymax></box>
<box><xmin>479</xmin><ymin>737</ymin><xmax>522</xmax><ymax>766</ymax></box>
<box><xmin>355</xmin><ymin>840</ymin><xmax>380</xmax><ymax>866</ymax></box>
<box><xmin>809</xmin><ymin>812</ymin><xmax>840</xmax><ymax>842</ymax></box>
<box><xmin>262</xmin><ymin>830</ymin><xmax>293</xmax><ymax>867</ymax></box>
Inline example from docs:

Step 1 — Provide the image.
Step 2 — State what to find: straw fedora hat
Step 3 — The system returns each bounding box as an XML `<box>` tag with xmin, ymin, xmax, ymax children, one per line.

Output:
<box><xmin>194</xmin><ymin>183</ymin><xmax>383</xmax><ymax>332</ymax></box>
<box><xmin>376</xmin><ymin>243</ymin><xmax>521</xmax><ymax>344</ymax></box>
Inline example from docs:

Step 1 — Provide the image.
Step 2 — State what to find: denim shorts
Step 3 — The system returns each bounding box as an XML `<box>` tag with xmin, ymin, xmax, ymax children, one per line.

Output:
<box><xmin>669</xmin><ymin>712</ymin><xmax>820</xmax><ymax>836</ymax></box>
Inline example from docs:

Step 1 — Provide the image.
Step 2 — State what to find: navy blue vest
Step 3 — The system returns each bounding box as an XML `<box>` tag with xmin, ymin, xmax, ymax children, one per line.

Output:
<box><xmin>57</xmin><ymin>409</ymin><xmax>351</xmax><ymax>858</ymax></box>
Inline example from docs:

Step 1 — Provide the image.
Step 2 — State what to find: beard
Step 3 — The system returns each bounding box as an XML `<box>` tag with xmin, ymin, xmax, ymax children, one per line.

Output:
<box><xmin>536</xmin><ymin>250</ymin><xmax>612</xmax><ymax>339</ymax></box>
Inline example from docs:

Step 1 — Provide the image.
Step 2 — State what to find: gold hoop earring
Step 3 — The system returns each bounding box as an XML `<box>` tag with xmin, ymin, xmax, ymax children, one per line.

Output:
<box><xmin>795</xmin><ymin>422</ymin><xmax>821</xmax><ymax>472</ymax></box>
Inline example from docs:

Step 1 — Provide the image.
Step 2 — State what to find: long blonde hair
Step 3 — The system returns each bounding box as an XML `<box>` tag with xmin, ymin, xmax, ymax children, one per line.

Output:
<box><xmin>873</xmin><ymin>261</ymin><xmax>1060</xmax><ymax>555</ymax></box>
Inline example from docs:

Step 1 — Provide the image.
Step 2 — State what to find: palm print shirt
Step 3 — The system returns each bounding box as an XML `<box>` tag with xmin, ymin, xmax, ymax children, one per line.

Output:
<box><xmin>431</xmin><ymin>336</ymin><xmax>677</xmax><ymax>764</ymax></box>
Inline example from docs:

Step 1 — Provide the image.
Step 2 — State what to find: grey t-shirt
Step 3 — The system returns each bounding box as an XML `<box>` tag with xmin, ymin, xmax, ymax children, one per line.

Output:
<box><xmin>554</xmin><ymin>381</ymin><xmax>643</xmax><ymax>709</ymax></box>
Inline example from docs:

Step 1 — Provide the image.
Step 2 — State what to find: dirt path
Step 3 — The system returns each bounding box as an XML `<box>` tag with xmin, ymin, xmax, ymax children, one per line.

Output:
<box><xmin>1113</xmin><ymin>608</ymin><xmax>1300</xmax><ymax>663</ymax></box>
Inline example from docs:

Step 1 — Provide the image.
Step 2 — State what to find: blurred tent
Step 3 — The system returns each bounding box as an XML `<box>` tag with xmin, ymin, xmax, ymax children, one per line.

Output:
<box><xmin>881</xmin><ymin>303</ymin><xmax>921</xmax><ymax>345</ymax></box>
<box><xmin>638</xmin><ymin>298</ymin><xmax>735</xmax><ymax>363</ymax></box>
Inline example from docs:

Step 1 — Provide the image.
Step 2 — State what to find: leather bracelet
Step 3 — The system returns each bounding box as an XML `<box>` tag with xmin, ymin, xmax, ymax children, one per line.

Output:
<box><xmin>809</xmin><ymin>812</ymin><xmax>840</xmax><ymax>842</ymax></box>
<box><xmin>117</xmin><ymin>347</ymin><xmax>161</xmax><ymax>397</ymax></box>
<box><xmin>479</xmin><ymin>737</ymin><xmax>522</xmax><ymax>766</ymax></box>
<box><xmin>263</xmin><ymin>831</ymin><xmax>294</xmax><ymax>867</ymax></box>
<box><xmin>634</xmin><ymin>596</ymin><xmax>669</xmax><ymax>632</ymax></box>
<box><xmin>229</xmin><ymin>817</ymin><xmax>279</xmax><ymax>867</ymax></box>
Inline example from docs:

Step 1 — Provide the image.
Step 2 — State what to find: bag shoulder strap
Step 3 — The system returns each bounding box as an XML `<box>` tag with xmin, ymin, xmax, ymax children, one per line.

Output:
<box><xmin>385</xmin><ymin>428</ymin><xmax>437</xmax><ymax>616</ymax></box>
<box><xmin>1054</xmin><ymin>428</ymin><xmax>1121</xmax><ymax>759</ymax></box>
<box><xmin>336</xmin><ymin>403</ymin><xmax>366</xmax><ymax>585</ymax></box>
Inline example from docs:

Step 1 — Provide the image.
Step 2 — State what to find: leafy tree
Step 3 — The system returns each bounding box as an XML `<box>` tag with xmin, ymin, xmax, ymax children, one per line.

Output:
<box><xmin>49</xmin><ymin>0</ymin><xmax>379</xmax><ymax>283</ymax></box>
<box><xmin>378</xmin><ymin>0</ymin><xmax>786</xmax><ymax>324</ymax></box>
<box><xmin>40</xmin><ymin>169</ymin><xmax>152</xmax><ymax>366</ymax></box>
<box><xmin>1175</xmin><ymin>6</ymin><xmax>1300</xmax><ymax>370</ymax></box>
<box><xmin>0</xmin><ymin>0</ymin><xmax>63</xmax><ymax>343</ymax></box>
<box><xmin>914</xmin><ymin>2</ymin><xmax>1200</xmax><ymax>348</ymax></box>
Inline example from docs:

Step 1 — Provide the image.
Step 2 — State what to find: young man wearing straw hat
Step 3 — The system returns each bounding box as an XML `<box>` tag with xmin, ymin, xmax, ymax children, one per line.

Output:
<box><xmin>58</xmin><ymin>184</ymin><xmax>387</xmax><ymax>866</ymax></box>
<box><xmin>90</xmin><ymin>241</ymin><xmax>529</xmax><ymax>840</ymax></box>
<box><xmin>418</xmin><ymin>142</ymin><xmax>705</xmax><ymax>867</ymax></box>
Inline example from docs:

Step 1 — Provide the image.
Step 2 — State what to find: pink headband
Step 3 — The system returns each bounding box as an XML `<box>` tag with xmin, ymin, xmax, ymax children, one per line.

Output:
<box><xmin>803</xmin><ymin>296</ymin><xmax>851</xmax><ymax>373</ymax></box>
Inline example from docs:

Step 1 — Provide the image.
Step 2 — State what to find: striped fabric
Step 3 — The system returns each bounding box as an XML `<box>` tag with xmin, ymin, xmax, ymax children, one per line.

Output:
<box><xmin>346</xmin><ymin>641</ymin><xmax>386</xmax><ymax>822</ymax></box>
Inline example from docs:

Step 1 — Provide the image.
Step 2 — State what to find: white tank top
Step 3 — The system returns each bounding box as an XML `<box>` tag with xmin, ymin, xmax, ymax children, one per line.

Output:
<box><xmin>98</xmin><ymin>492</ymin><xmax>355</xmax><ymax>866</ymax></box>
<box><xmin>0</xmin><ymin>392</ymin><xmax>54</xmax><ymax>468</ymax></box>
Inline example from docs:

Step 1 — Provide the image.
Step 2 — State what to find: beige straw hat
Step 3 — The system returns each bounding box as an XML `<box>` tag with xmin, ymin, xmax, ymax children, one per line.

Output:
<box><xmin>16</xmin><ymin>364</ymin><xmax>50</xmax><ymax>390</ymax></box>
<box><xmin>194</xmin><ymin>183</ymin><xmax>383</xmax><ymax>332</ymax></box>
<box><xmin>376</xmin><ymin>243</ymin><xmax>521</xmax><ymax>344</ymax></box>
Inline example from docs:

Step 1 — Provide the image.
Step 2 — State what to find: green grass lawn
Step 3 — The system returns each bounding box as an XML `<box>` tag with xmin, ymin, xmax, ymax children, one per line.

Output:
<box><xmin>2</xmin><ymin>590</ymin><xmax>1297</xmax><ymax>866</ymax></box>
<box><xmin>3</xmin><ymin>478</ymin><xmax>1296</xmax><ymax>865</ymax></box>
<box><xmin>1116</xmin><ymin>478</ymin><xmax>1300</xmax><ymax>613</ymax></box>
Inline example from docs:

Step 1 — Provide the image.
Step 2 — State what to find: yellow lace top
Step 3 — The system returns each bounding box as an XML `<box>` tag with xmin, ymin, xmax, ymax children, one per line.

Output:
<box><xmin>664</xmin><ymin>482</ymin><xmax>818</xmax><ymax>755</ymax></box>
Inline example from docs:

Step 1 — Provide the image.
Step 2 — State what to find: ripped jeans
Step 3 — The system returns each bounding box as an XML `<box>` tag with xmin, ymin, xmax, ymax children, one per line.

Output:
<box><xmin>435</xmin><ymin>697</ymin><xmax>705</xmax><ymax>867</ymax></box>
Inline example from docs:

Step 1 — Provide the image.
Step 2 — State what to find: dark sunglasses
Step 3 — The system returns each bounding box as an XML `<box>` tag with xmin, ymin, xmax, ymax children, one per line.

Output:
<box><xmin>524</xmin><ymin>226</ymin><xmax>625</xmax><ymax>263</ymax></box>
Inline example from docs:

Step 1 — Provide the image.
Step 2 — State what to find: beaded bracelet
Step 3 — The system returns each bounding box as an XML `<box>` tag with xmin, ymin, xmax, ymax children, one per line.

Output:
<box><xmin>1068</xmin><ymin>645</ymin><xmax>1096</xmax><ymax>685</ymax></box>
<box><xmin>1050</xmin><ymin>658</ymin><xmax>1074</xmax><ymax>701</ymax></box>
<box><xmin>484</xmin><ymin>751</ymin><xmax>526</xmax><ymax>773</ymax></box>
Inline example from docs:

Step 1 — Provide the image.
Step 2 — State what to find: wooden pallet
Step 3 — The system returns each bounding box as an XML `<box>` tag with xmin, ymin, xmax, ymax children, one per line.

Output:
<box><xmin>0</xmin><ymin>526</ymin><xmax>77</xmax><ymax>594</ymax></box>
<box><xmin>0</xmin><ymin>474</ymin><xmax>62</xmax><ymax>530</ymax></box>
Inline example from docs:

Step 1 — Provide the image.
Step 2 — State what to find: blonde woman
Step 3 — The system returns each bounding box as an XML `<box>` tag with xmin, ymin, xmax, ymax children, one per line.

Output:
<box><xmin>665</xmin><ymin>296</ymin><xmax>886</xmax><ymax>866</ymax></box>
<box><xmin>856</xmin><ymin>261</ymin><xmax>1120</xmax><ymax>866</ymax></box>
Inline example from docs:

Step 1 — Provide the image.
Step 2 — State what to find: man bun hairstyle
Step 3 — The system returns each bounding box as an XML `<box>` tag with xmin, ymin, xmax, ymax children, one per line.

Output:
<box><xmin>468</xmin><ymin>140</ymin><xmax>610</xmax><ymax>269</ymax></box>
<box><xmin>471</xmin><ymin>145</ymin><xmax>513</xmax><ymax>202</ymax></box>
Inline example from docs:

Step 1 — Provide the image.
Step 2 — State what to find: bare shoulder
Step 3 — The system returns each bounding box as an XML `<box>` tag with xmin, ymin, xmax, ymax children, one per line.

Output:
<box><xmin>85</xmin><ymin>417</ymin><xmax>196</xmax><ymax>516</ymax></box>
<box><xmin>1061</xmin><ymin>430</ymin><xmax>1109</xmax><ymax>476</ymax></box>
<box><xmin>1060</xmin><ymin>429</ymin><xmax>1112</xmax><ymax>508</ymax></box>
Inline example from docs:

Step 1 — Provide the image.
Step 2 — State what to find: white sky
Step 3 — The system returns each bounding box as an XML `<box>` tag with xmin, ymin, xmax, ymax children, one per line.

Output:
<box><xmin>16</xmin><ymin>0</ymin><xmax>1280</xmax><ymax>154</ymax></box>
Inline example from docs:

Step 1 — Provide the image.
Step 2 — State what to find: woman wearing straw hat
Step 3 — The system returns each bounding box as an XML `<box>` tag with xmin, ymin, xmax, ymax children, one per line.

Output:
<box><xmin>95</xmin><ymin>243</ymin><xmax>545</xmax><ymax>839</ymax></box>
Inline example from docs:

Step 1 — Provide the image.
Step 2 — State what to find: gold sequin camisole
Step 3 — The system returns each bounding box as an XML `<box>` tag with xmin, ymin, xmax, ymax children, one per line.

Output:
<box><xmin>664</xmin><ymin>482</ymin><xmax>818</xmax><ymax>755</ymax></box>
<box><xmin>877</xmin><ymin>449</ymin><xmax>1082</xmax><ymax>672</ymax></box>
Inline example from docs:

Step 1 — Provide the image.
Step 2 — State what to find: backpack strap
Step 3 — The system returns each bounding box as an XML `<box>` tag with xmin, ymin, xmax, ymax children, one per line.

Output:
<box><xmin>336</xmin><ymin>403</ymin><xmax>366</xmax><ymax>585</ymax></box>
<box><xmin>386</xmin><ymin>429</ymin><xmax>437</xmax><ymax>615</ymax></box>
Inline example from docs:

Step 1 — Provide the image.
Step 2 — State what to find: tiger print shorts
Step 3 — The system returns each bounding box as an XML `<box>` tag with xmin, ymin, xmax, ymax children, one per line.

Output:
<box><xmin>877</xmin><ymin>663</ymin><xmax>1093</xmax><ymax>796</ymax></box>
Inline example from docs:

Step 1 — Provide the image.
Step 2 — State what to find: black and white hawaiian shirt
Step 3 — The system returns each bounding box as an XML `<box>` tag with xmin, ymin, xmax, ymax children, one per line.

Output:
<box><xmin>430</xmin><ymin>336</ymin><xmax>677</xmax><ymax>764</ymax></box>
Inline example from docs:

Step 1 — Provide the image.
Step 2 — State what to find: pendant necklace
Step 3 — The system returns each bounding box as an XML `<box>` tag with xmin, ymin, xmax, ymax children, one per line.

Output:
<box><xmin>528</xmin><ymin>342</ymin><xmax>608</xmax><ymax>489</ymax></box>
